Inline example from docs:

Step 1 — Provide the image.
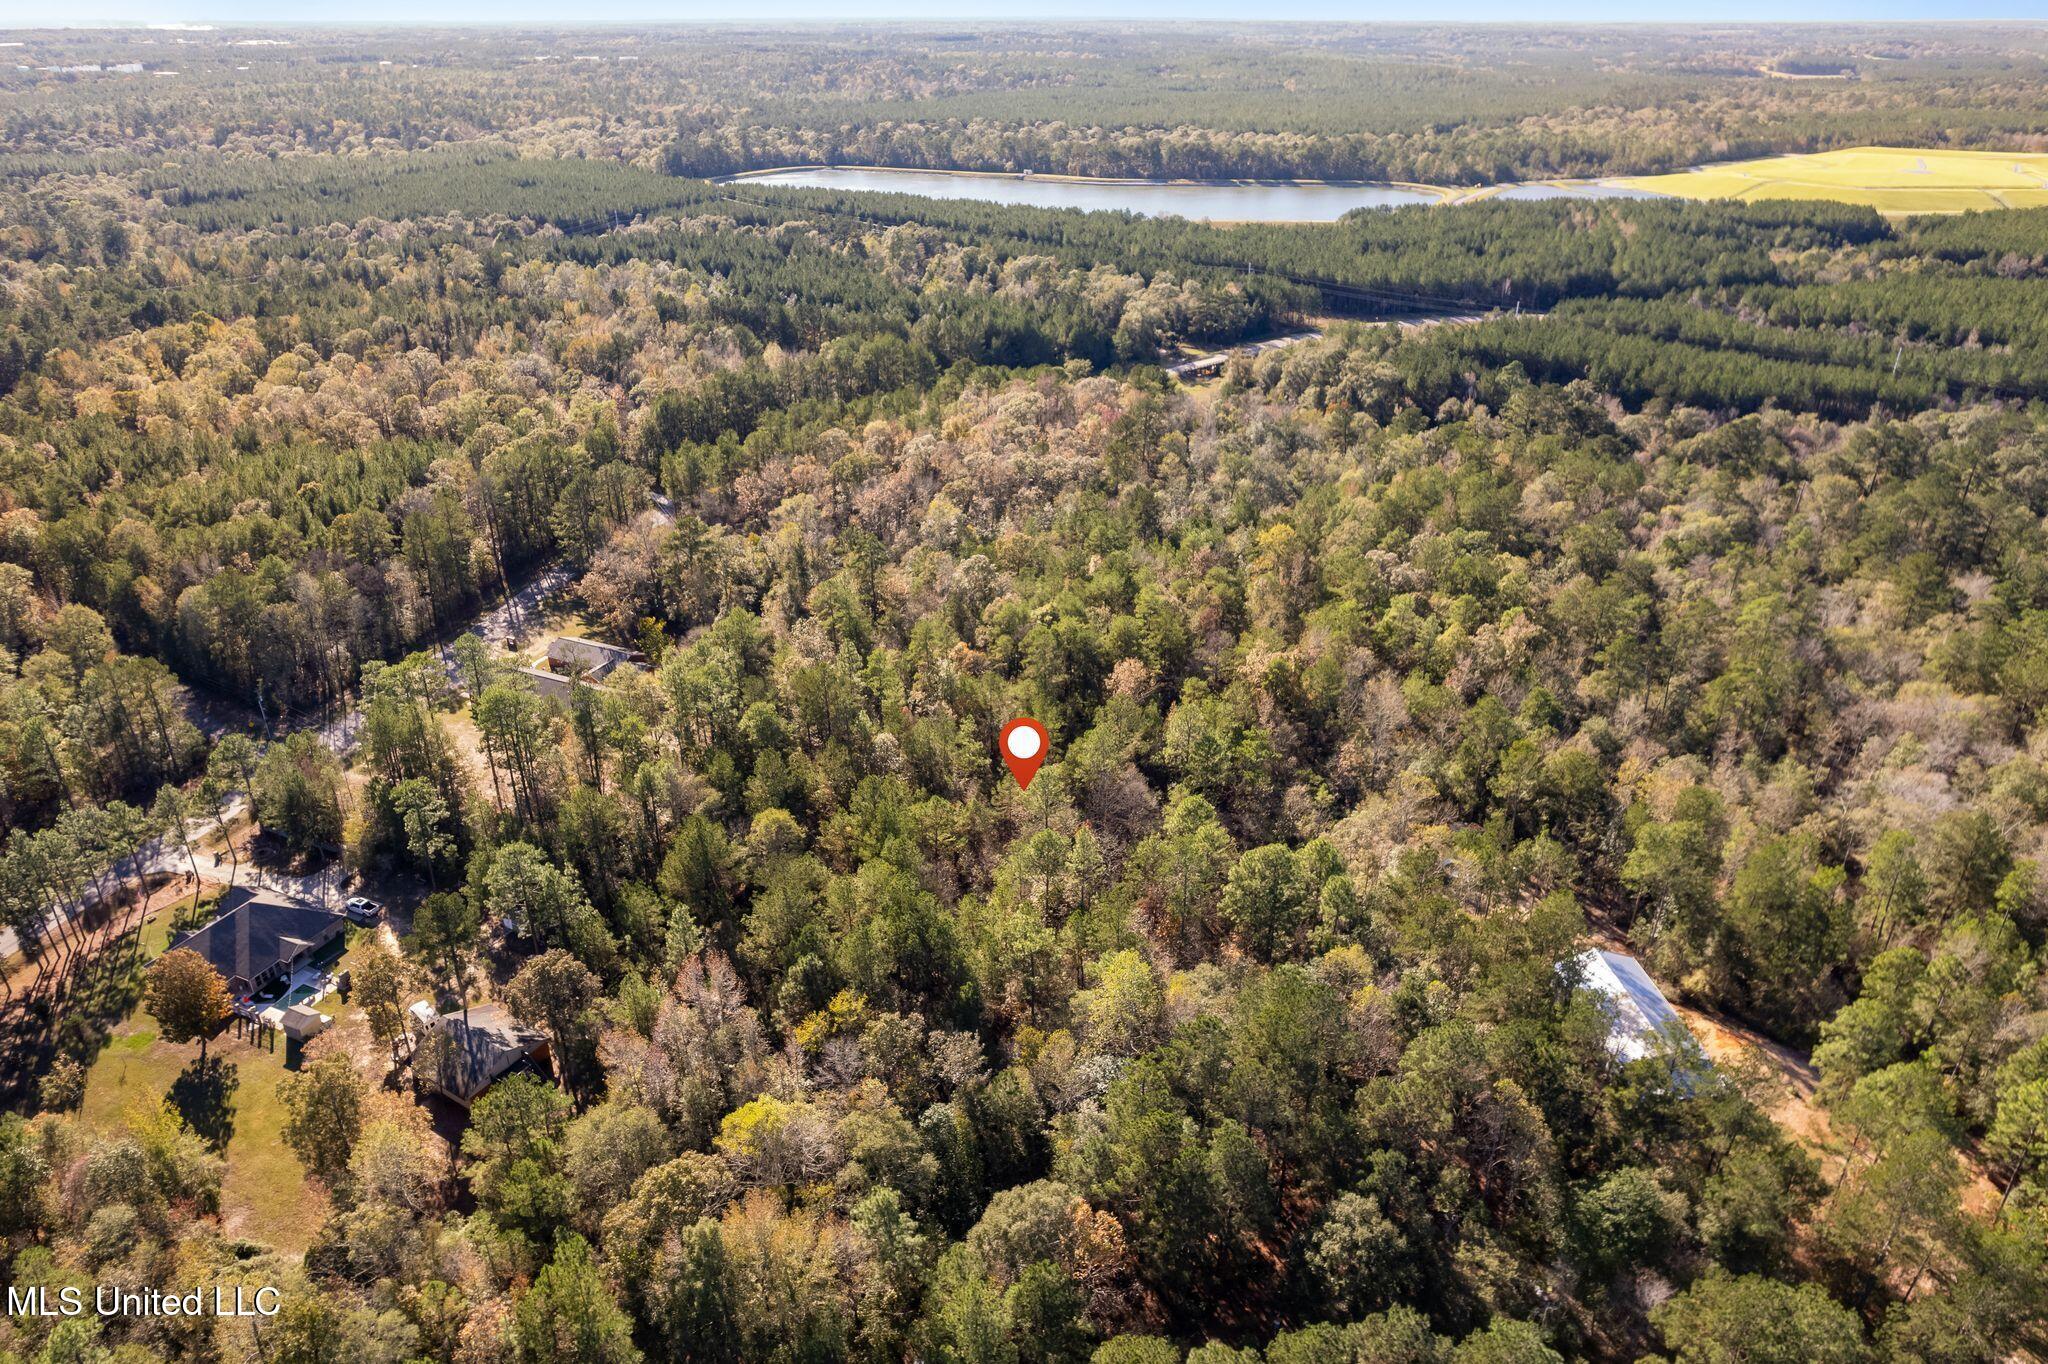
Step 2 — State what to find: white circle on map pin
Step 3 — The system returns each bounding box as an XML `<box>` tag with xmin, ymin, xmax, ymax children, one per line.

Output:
<box><xmin>1006</xmin><ymin>726</ymin><xmax>1042</xmax><ymax>760</ymax></box>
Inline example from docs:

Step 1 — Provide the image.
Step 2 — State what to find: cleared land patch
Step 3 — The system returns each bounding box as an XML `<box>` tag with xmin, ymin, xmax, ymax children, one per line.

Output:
<box><xmin>74</xmin><ymin>899</ymin><xmax>370</xmax><ymax>1253</ymax></box>
<box><xmin>1620</xmin><ymin>145</ymin><xmax>2048</xmax><ymax>212</ymax></box>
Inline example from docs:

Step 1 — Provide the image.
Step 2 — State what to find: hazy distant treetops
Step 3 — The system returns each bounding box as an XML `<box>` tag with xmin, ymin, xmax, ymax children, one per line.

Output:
<box><xmin>4</xmin><ymin>24</ymin><xmax>2048</xmax><ymax>182</ymax></box>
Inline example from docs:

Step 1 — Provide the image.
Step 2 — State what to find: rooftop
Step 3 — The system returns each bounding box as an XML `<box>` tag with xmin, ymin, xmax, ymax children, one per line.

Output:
<box><xmin>1575</xmin><ymin>949</ymin><xmax>1686</xmax><ymax>1064</ymax></box>
<box><xmin>424</xmin><ymin>1002</ymin><xmax>550</xmax><ymax>1103</ymax></box>
<box><xmin>170</xmin><ymin>890</ymin><xmax>347</xmax><ymax>993</ymax></box>
<box><xmin>548</xmin><ymin>634</ymin><xmax>635</xmax><ymax>658</ymax></box>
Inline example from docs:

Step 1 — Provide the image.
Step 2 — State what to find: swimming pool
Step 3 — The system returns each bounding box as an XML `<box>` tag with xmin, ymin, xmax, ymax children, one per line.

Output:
<box><xmin>282</xmin><ymin>984</ymin><xmax>321</xmax><ymax>1007</ymax></box>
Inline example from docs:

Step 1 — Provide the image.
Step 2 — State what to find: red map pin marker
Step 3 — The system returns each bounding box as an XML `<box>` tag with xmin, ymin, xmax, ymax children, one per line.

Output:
<box><xmin>998</xmin><ymin>717</ymin><xmax>1049</xmax><ymax>791</ymax></box>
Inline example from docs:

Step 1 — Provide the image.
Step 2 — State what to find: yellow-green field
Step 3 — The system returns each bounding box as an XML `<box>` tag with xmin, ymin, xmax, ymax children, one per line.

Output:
<box><xmin>1619</xmin><ymin>145</ymin><xmax>2048</xmax><ymax>213</ymax></box>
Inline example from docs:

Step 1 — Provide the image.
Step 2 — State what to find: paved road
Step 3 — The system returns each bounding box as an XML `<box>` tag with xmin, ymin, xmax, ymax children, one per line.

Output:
<box><xmin>5</xmin><ymin>498</ymin><xmax>681</xmax><ymax>965</ymax></box>
<box><xmin>305</xmin><ymin>559</ymin><xmax>576</xmax><ymax>757</ymax></box>
<box><xmin>0</xmin><ymin>803</ymin><xmax>236</xmax><ymax>963</ymax></box>
<box><xmin>1166</xmin><ymin>330</ymin><xmax>1322</xmax><ymax>380</ymax></box>
<box><xmin>301</xmin><ymin>496</ymin><xmax>671</xmax><ymax>754</ymax></box>
<box><xmin>1164</xmin><ymin>314</ymin><xmax>1507</xmax><ymax>381</ymax></box>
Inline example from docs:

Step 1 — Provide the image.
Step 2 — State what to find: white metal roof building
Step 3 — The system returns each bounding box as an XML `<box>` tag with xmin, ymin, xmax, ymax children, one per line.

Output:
<box><xmin>1575</xmin><ymin>949</ymin><xmax>1687</xmax><ymax>1063</ymax></box>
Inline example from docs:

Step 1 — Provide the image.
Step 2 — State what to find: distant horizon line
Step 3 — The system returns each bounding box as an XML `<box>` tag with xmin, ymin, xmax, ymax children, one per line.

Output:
<box><xmin>12</xmin><ymin>14</ymin><xmax>2048</xmax><ymax>26</ymax></box>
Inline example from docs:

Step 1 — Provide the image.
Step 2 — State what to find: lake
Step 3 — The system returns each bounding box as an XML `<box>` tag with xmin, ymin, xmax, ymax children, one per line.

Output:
<box><xmin>727</xmin><ymin>167</ymin><xmax>1662</xmax><ymax>221</ymax></box>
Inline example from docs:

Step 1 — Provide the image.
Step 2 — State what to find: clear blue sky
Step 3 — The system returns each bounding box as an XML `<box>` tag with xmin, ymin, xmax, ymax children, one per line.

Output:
<box><xmin>7</xmin><ymin>2</ymin><xmax>2047</xmax><ymax>22</ymax></box>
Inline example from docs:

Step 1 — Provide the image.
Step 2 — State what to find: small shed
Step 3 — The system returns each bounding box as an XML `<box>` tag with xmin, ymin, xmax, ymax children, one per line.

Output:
<box><xmin>260</xmin><ymin>1003</ymin><xmax>329</xmax><ymax>1041</ymax></box>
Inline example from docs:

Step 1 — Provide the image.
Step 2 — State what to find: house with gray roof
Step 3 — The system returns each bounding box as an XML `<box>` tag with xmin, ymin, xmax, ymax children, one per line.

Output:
<box><xmin>545</xmin><ymin>635</ymin><xmax>644</xmax><ymax>680</ymax></box>
<box><xmin>170</xmin><ymin>889</ymin><xmax>347</xmax><ymax>998</ymax></box>
<box><xmin>511</xmin><ymin>664</ymin><xmax>577</xmax><ymax>702</ymax></box>
<box><xmin>413</xmin><ymin>1001</ymin><xmax>553</xmax><ymax>1108</ymax></box>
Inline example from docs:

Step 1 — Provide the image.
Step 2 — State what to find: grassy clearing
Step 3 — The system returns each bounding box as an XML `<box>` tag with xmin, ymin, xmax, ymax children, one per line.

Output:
<box><xmin>1621</xmin><ymin>145</ymin><xmax>2048</xmax><ymax>213</ymax></box>
<box><xmin>75</xmin><ymin>903</ymin><xmax>347</xmax><ymax>1254</ymax></box>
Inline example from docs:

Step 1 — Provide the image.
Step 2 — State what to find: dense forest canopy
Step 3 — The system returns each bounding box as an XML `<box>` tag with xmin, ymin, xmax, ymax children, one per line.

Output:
<box><xmin>1</xmin><ymin>21</ymin><xmax>2047</xmax><ymax>1364</ymax></box>
<box><xmin>7</xmin><ymin>23</ymin><xmax>2048</xmax><ymax>181</ymax></box>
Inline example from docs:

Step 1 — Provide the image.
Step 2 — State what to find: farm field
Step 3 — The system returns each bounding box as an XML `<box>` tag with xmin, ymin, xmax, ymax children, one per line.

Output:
<box><xmin>1620</xmin><ymin>144</ymin><xmax>2048</xmax><ymax>211</ymax></box>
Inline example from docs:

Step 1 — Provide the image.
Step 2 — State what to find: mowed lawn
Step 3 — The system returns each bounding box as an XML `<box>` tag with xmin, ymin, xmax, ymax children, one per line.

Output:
<box><xmin>1621</xmin><ymin>145</ymin><xmax>2048</xmax><ymax>212</ymax></box>
<box><xmin>79</xmin><ymin>906</ymin><xmax>336</xmax><ymax>1254</ymax></box>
